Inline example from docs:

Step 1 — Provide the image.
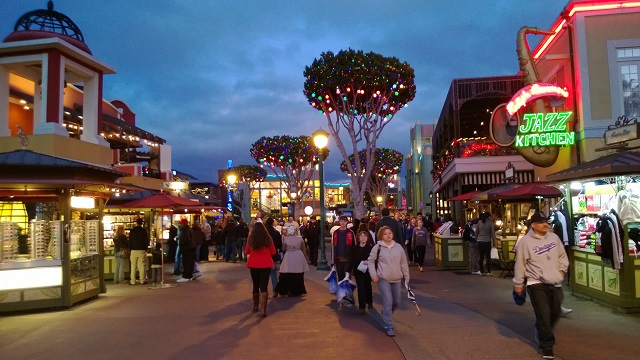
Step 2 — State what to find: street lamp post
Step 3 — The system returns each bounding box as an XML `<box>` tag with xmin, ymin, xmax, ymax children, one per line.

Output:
<box><xmin>376</xmin><ymin>195</ymin><xmax>383</xmax><ymax>214</ymax></box>
<box><xmin>429</xmin><ymin>191</ymin><xmax>434</xmax><ymax>218</ymax></box>
<box><xmin>313</xmin><ymin>128</ymin><xmax>330</xmax><ymax>271</ymax></box>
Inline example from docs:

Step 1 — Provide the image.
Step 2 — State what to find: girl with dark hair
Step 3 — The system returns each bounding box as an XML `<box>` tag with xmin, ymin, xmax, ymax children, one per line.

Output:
<box><xmin>476</xmin><ymin>212</ymin><xmax>496</xmax><ymax>276</ymax></box>
<box><xmin>347</xmin><ymin>230</ymin><xmax>374</xmax><ymax>314</ymax></box>
<box><xmin>245</xmin><ymin>222</ymin><xmax>276</xmax><ymax>317</ymax></box>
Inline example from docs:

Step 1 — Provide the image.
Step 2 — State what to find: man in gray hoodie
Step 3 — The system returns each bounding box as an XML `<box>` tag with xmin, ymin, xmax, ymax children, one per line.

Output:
<box><xmin>513</xmin><ymin>211</ymin><xmax>568</xmax><ymax>360</ymax></box>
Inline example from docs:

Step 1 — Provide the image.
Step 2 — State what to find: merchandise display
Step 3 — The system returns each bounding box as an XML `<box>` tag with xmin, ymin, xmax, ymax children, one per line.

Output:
<box><xmin>102</xmin><ymin>214</ymin><xmax>138</xmax><ymax>248</ymax></box>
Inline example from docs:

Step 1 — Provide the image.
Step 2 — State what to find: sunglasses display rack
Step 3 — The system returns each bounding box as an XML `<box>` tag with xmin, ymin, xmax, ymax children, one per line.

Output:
<box><xmin>29</xmin><ymin>220</ymin><xmax>50</xmax><ymax>260</ymax></box>
<box><xmin>85</xmin><ymin>220</ymin><xmax>100</xmax><ymax>254</ymax></box>
<box><xmin>1</xmin><ymin>222</ymin><xmax>18</xmax><ymax>262</ymax></box>
<box><xmin>69</xmin><ymin>220</ymin><xmax>85</xmax><ymax>258</ymax></box>
<box><xmin>48</xmin><ymin>220</ymin><xmax>62</xmax><ymax>259</ymax></box>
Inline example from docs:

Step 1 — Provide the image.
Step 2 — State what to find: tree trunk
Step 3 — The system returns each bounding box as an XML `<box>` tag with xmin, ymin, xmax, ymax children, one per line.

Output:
<box><xmin>350</xmin><ymin>178</ymin><xmax>367</xmax><ymax>219</ymax></box>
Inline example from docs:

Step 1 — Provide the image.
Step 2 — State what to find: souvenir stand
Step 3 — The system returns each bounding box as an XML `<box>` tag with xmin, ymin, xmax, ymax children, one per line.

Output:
<box><xmin>547</xmin><ymin>151</ymin><xmax>640</xmax><ymax>312</ymax></box>
<box><xmin>0</xmin><ymin>150</ymin><xmax>126</xmax><ymax>313</ymax></box>
<box><xmin>433</xmin><ymin>221</ymin><xmax>467</xmax><ymax>270</ymax></box>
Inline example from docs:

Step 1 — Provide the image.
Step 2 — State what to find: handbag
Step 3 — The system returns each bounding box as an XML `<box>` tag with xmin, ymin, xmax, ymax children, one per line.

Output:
<box><xmin>120</xmin><ymin>248</ymin><xmax>130</xmax><ymax>258</ymax></box>
<box><xmin>490</xmin><ymin>247</ymin><xmax>499</xmax><ymax>260</ymax></box>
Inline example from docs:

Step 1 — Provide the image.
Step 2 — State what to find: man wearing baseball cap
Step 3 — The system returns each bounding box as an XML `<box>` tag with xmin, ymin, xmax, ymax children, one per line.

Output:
<box><xmin>513</xmin><ymin>211</ymin><xmax>568</xmax><ymax>360</ymax></box>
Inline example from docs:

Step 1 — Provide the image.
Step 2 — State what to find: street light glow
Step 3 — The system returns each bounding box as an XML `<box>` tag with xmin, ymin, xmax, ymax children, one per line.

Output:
<box><xmin>312</xmin><ymin>128</ymin><xmax>329</xmax><ymax>149</ymax></box>
<box><xmin>227</xmin><ymin>173</ymin><xmax>237</xmax><ymax>185</ymax></box>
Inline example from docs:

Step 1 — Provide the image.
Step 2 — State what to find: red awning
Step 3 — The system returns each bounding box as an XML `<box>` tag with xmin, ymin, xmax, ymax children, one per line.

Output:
<box><xmin>448</xmin><ymin>190</ymin><xmax>481</xmax><ymax>201</ymax></box>
<box><xmin>496</xmin><ymin>183</ymin><xmax>562</xmax><ymax>199</ymax></box>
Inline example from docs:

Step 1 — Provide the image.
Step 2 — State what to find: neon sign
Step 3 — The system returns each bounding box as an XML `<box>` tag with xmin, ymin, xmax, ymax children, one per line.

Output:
<box><xmin>515</xmin><ymin>111</ymin><xmax>574</xmax><ymax>147</ymax></box>
<box><xmin>507</xmin><ymin>83</ymin><xmax>569</xmax><ymax>115</ymax></box>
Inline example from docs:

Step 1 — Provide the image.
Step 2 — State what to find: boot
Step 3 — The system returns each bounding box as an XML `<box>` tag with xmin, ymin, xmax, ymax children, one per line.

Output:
<box><xmin>259</xmin><ymin>292</ymin><xmax>269</xmax><ymax>317</ymax></box>
<box><xmin>252</xmin><ymin>292</ymin><xmax>259</xmax><ymax>312</ymax></box>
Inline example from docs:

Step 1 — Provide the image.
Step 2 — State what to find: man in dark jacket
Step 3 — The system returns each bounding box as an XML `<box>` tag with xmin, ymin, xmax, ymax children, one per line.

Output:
<box><xmin>236</xmin><ymin>219</ymin><xmax>249</xmax><ymax>262</ymax></box>
<box><xmin>177</xmin><ymin>218</ymin><xmax>195</xmax><ymax>283</ymax></box>
<box><xmin>375</xmin><ymin>208</ymin><xmax>404</xmax><ymax>245</ymax></box>
<box><xmin>306</xmin><ymin>216</ymin><xmax>321</xmax><ymax>266</ymax></box>
<box><xmin>222</xmin><ymin>217</ymin><xmax>238</xmax><ymax>262</ymax></box>
<box><xmin>129</xmin><ymin>218</ymin><xmax>149</xmax><ymax>285</ymax></box>
<box><xmin>265</xmin><ymin>217</ymin><xmax>283</xmax><ymax>295</ymax></box>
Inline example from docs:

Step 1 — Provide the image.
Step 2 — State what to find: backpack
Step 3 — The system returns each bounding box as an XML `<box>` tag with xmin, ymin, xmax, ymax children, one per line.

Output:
<box><xmin>462</xmin><ymin>223</ymin><xmax>476</xmax><ymax>242</ymax></box>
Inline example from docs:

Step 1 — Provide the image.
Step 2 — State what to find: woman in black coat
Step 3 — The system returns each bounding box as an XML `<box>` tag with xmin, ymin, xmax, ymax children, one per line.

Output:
<box><xmin>347</xmin><ymin>230</ymin><xmax>375</xmax><ymax>314</ymax></box>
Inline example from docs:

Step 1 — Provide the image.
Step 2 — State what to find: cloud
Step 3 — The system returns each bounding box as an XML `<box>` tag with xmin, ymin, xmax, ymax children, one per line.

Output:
<box><xmin>1</xmin><ymin>0</ymin><xmax>567</xmax><ymax>183</ymax></box>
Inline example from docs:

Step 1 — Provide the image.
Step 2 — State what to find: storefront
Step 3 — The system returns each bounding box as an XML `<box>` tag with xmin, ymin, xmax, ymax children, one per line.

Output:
<box><xmin>0</xmin><ymin>149</ymin><xmax>126</xmax><ymax>313</ymax></box>
<box><xmin>548</xmin><ymin>151</ymin><xmax>640</xmax><ymax>312</ymax></box>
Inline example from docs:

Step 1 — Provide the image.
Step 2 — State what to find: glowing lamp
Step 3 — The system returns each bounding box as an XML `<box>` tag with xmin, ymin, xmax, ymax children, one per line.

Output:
<box><xmin>71</xmin><ymin>196</ymin><xmax>95</xmax><ymax>209</ymax></box>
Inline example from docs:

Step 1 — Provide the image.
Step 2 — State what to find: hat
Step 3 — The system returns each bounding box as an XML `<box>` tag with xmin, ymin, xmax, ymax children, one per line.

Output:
<box><xmin>529</xmin><ymin>211</ymin><xmax>548</xmax><ymax>224</ymax></box>
<box><xmin>512</xmin><ymin>289</ymin><xmax>526</xmax><ymax>306</ymax></box>
<box><xmin>180</xmin><ymin>218</ymin><xmax>189</xmax><ymax>225</ymax></box>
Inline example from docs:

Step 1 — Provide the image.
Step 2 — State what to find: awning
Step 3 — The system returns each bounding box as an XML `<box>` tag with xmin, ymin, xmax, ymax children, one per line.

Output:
<box><xmin>470</xmin><ymin>184</ymin><xmax>520</xmax><ymax>201</ymax></box>
<box><xmin>448</xmin><ymin>190</ymin><xmax>481</xmax><ymax>201</ymax></box>
<box><xmin>547</xmin><ymin>151</ymin><xmax>640</xmax><ymax>182</ymax></box>
<box><xmin>496</xmin><ymin>182</ymin><xmax>562</xmax><ymax>199</ymax></box>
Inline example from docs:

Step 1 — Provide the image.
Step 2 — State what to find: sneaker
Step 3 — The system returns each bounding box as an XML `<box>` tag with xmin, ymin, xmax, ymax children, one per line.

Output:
<box><xmin>367</xmin><ymin>304</ymin><xmax>374</xmax><ymax>310</ymax></box>
<box><xmin>386</xmin><ymin>326</ymin><xmax>395</xmax><ymax>337</ymax></box>
<box><xmin>359</xmin><ymin>307</ymin><xmax>366</xmax><ymax>315</ymax></box>
<box><xmin>472</xmin><ymin>271</ymin><xmax>482</xmax><ymax>275</ymax></box>
<box><xmin>485</xmin><ymin>272</ymin><xmax>494</xmax><ymax>276</ymax></box>
<box><xmin>176</xmin><ymin>278</ymin><xmax>191</xmax><ymax>283</ymax></box>
<box><xmin>193</xmin><ymin>272</ymin><xmax>202</xmax><ymax>279</ymax></box>
<box><xmin>419</xmin><ymin>266</ymin><xmax>424</xmax><ymax>272</ymax></box>
<box><xmin>561</xmin><ymin>307</ymin><xmax>573</xmax><ymax>316</ymax></box>
<box><xmin>542</xmin><ymin>348</ymin><xmax>554</xmax><ymax>359</ymax></box>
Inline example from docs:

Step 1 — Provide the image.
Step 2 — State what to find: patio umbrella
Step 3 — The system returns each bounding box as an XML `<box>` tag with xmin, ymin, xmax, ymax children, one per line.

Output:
<box><xmin>118</xmin><ymin>192</ymin><xmax>201</xmax><ymax>208</ymax></box>
<box><xmin>497</xmin><ymin>183</ymin><xmax>562</xmax><ymax>199</ymax></box>
<box><xmin>448</xmin><ymin>190</ymin><xmax>481</xmax><ymax>201</ymax></box>
<box><xmin>119</xmin><ymin>192</ymin><xmax>203</xmax><ymax>289</ymax></box>
<box><xmin>470</xmin><ymin>184</ymin><xmax>520</xmax><ymax>202</ymax></box>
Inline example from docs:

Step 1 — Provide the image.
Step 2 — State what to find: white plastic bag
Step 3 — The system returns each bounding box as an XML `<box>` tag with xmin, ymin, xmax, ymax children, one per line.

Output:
<box><xmin>357</xmin><ymin>260</ymin><xmax>368</xmax><ymax>273</ymax></box>
<box><xmin>490</xmin><ymin>247</ymin><xmax>499</xmax><ymax>260</ymax></box>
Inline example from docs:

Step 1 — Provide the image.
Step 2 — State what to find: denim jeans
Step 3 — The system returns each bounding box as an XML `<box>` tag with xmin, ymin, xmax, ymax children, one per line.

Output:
<box><xmin>468</xmin><ymin>242</ymin><xmax>480</xmax><ymax>272</ymax></box>
<box><xmin>478</xmin><ymin>241</ymin><xmax>492</xmax><ymax>273</ymax></box>
<box><xmin>237</xmin><ymin>238</ymin><xmax>247</xmax><ymax>261</ymax></box>
<box><xmin>377</xmin><ymin>278</ymin><xmax>402</xmax><ymax>328</ymax></box>
<box><xmin>225</xmin><ymin>240</ymin><xmax>237</xmax><ymax>261</ymax></box>
<box><xmin>215</xmin><ymin>244</ymin><xmax>225</xmax><ymax>260</ymax></box>
<box><xmin>194</xmin><ymin>244</ymin><xmax>201</xmax><ymax>262</ymax></box>
<box><xmin>173</xmin><ymin>245</ymin><xmax>183</xmax><ymax>274</ymax></box>
<box><xmin>527</xmin><ymin>283</ymin><xmax>564</xmax><ymax>351</ymax></box>
<box><xmin>271</xmin><ymin>265</ymin><xmax>279</xmax><ymax>291</ymax></box>
<box><xmin>114</xmin><ymin>254</ymin><xmax>126</xmax><ymax>283</ymax></box>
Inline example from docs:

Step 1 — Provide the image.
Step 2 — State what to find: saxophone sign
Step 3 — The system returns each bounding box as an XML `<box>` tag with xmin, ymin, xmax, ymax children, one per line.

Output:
<box><xmin>515</xmin><ymin>111</ymin><xmax>574</xmax><ymax>147</ymax></box>
<box><xmin>506</xmin><ymin>83</ymin><xmax>569</xmax><ymax>116</ymax></box>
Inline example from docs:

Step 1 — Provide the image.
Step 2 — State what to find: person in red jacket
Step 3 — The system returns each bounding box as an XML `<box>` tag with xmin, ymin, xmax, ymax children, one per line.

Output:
<box><xmin>245</xmin><ymin>222</ymin><xmax>276</xmax><ymax>317</ymax></box>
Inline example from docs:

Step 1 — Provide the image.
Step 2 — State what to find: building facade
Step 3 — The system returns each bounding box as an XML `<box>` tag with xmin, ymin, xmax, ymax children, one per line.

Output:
<box><xmin>431</xmin><ymin>76</ymin><xmax>535</xmax><ymax>223</ymax></box>
<box><xmin>405</xmin><ymin>122</ymin><xmax>434</xmax><ymax>216</ymax></box>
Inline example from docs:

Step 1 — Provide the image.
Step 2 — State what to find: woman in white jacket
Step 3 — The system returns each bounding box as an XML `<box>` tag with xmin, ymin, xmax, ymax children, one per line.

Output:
<box><xmin>368</xmin><ymin>226</ymin><xmax>410</xmax><ymax>337</ymax></box>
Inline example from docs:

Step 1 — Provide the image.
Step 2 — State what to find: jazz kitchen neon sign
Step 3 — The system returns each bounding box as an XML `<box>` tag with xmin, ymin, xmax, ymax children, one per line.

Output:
<box><xmin>507</xmin><ymin>83</ymin><xmax>570</xmax><ymax>116</ymax></box>
<box><xmin>515</xmin><ymin>111</ymin><xmax>574</xmax><ymax>147</ymax></box>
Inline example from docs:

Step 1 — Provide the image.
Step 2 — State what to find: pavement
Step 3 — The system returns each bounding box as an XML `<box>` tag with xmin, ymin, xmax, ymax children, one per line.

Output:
<box><xmin>1</xmin><ymin>246</ymin><xmax>639</xmax><ymax>360</ymax></box>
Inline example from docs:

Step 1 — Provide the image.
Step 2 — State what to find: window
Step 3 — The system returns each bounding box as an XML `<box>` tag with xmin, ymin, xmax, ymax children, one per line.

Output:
<box><xmin>617</xmin><ymin>47</ymin><xmax>640</xmax><ymax>118</ymax></box>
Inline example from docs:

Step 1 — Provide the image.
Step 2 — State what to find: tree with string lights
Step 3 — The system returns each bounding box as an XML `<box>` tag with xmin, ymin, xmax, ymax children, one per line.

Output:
<box><xmin>340</xmin><ymin>148</ymin><xmax>403</xmax><ymax>211</ymax></box>
<box><xmin>304</xmin><ymin>49</ymin><xmax>415</xmax><ymax>218</ymax></box>
<box><xmin>219</xmin><ymin>165</ymin><xmax>267</xmax><ymax>187</ymax></box>
<box><xmin>250</xmin><ymin>135</ymin><xmax>329</xmax><ymax>215</ymax></box>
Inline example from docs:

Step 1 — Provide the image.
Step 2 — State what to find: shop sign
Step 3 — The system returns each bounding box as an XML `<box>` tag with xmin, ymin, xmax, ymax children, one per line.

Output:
<box><xmin>507</xmin><ymin>83</ymin><xmax>570</xmax><ymax>116</ymax></box>
<box><xmin>604</xmin><ymin>122</ymin><xmax>639</xmax><ymax>145</ymax></box>
<box><xmin>515</xmin><ymin>111</ymin><xmax>574</xmax><ymax>147</ymax></box>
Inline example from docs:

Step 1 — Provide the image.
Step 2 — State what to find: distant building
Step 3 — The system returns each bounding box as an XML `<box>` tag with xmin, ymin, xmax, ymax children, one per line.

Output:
<box><xmin>405</xmin><ymin>122</ymin><xmax>434</xmax><ymax>216</ymax></box>
<box><xmin>431</xmin><ymin>76</ymin><xmax>534</xmax><ymax>223</ymax></box>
